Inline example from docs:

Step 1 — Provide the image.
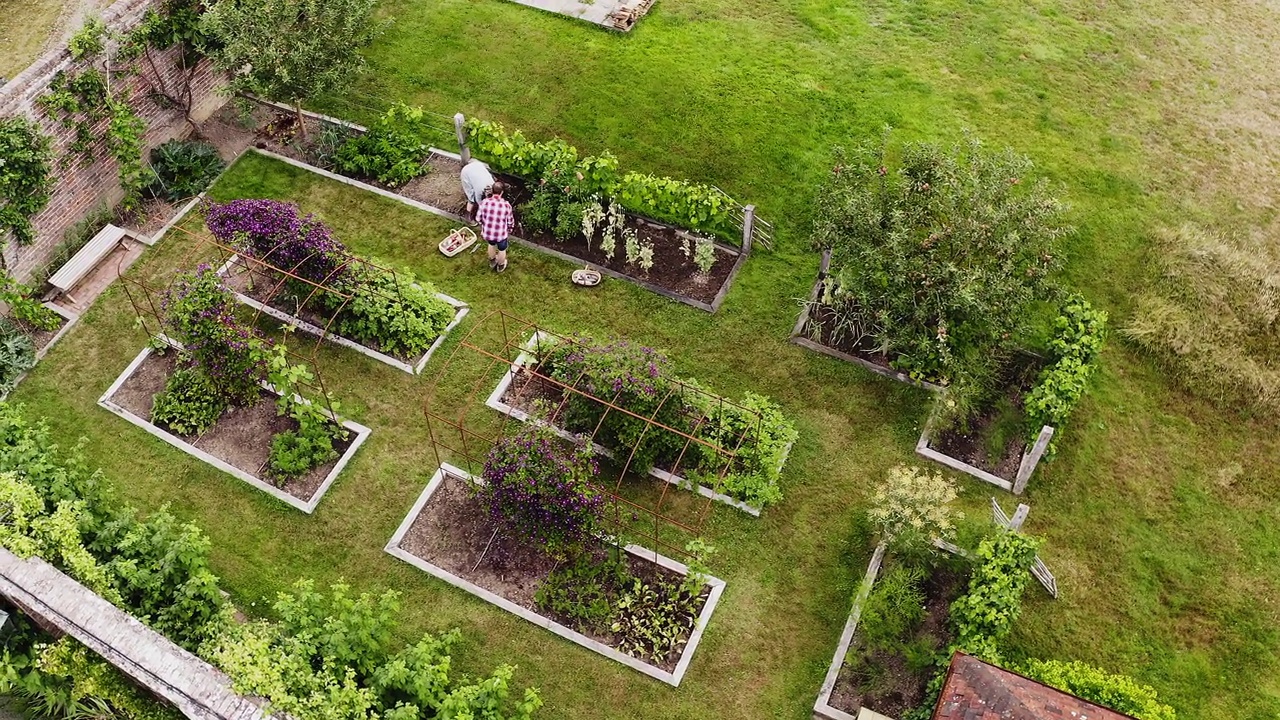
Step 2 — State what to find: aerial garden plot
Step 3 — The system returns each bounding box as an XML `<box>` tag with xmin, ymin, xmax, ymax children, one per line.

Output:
<box><xmin>204</xmin><ymin>100</ymin><xmax>767</xmax><ymax>312</ymax></box>
<box><xmin>7</xmin><ymin>0</ymin><xmax>1280</xmax><ymax>717</ymax></box>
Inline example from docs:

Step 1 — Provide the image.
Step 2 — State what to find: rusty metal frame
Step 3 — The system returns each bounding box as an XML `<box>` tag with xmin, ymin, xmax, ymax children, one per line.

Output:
<box><xmin>121</xmin><ymin>199</ymin><xmax>437</xmax><ymax>363</ymax></box>
<box><xmin>115</xmin><ymin>221</ymin><xmax>365</xmax><ymax>418</ymax></box>
<box><xmin>422</xmin><ymin>310</ymin><xmax>769</xmax><ymax>562</ymax></box>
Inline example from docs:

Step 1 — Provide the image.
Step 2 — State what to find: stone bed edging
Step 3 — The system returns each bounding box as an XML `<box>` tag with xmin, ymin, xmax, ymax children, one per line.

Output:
<box><xmin>484</xmin><ymin>330</ymin><xmax>796</xmax><ymax>516</ymax></box>
<box><xmin>813</xmin><ymin>540</ymin><xmax>888</xmax><ymax>720</ymax></box>
<box><xmin>214</xmin><ymin>255</ymin><xmax>470</xmax><ymax>375</ymax></box>
<box><xmin>384</xmin><ymin>462</ymin><xmax>727</xmax><ymax>687</ymax></box>
<box><xmin>97</xmin><ymin>335</ymin><xmax>372</xmax><ymax>513</ymax></box>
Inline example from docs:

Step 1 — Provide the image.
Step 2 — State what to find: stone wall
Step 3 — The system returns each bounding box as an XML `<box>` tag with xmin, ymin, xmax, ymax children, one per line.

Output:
<box><xmin>0</xmin><ymin>0</ymin><xmax>229</xmax><ymax>282</ymax></box>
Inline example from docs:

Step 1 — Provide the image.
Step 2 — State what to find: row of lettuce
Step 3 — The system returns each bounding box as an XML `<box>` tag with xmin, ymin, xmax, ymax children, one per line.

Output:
<box><xmin>328</xmin><ymin>105</ymin><xmax>740</xmax><ymax>243</ymax></box>
<box><xmin>0</xmin><ymin>402</ymin><xmax>542</xmax><ymax>720</ymax></box>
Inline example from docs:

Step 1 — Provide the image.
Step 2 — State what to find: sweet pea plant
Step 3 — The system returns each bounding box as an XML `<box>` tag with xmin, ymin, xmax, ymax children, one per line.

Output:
<box><xmin>206</xmin><ymin>200</ymin><xmax>456</xmax><ymax>359</ymax></box>
<box><xmin>479</xmin><ymin>425</ymin><xmax>605</xmax><ymax>557</ymax></box>
<box><xmin>160</xmin><ymin>265</ymin><xmax>270</xmax><ymax>405</ymax></box>
<box><xmin>206</xmin><ymin>199</ymin><xmax>348</xmax><ymax>286</ymax></box>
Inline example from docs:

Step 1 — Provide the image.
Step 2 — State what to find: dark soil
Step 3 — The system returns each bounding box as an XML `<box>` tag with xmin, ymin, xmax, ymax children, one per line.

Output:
<box><xmin>401</xmin><ymin>154</ymin><xmax>470</xmax><ymax>216</ymax></box>
<box><xmin>107</xmin><ymin>349</ymin><xmax>351</xmax><ymax>503</ymax></box>
<box><xmin>496</xmin><ymin>173</ymin><xmax>738</xmax><ymax>306</ymax></box>
<box><xmin>803</xmin><ymin>302</ymin><xmax>909</xmax><ymax>378</ymax></box>
<box><xmin>399</xmin><ymin>472</ymin><xmax>708</xmax><ymax>672</ymax></box>
<box><xmin>219</xmin><ymin>260</ymin><xmax>442</xmax><ymax>364</ymax></box>
<box><xmin>830</xmin><ymin>559</ymin><xmax>969</xmax><ymax>717</ymax></box>
<box><xmin>28</xmin><ymin>314</ymin><xmax>69</xmax><ymax>354</ymax></box>
<box><xmin>931</xmin><ymin>355</ymin><xmax>1047</xmax><ymax>480</ymax></box>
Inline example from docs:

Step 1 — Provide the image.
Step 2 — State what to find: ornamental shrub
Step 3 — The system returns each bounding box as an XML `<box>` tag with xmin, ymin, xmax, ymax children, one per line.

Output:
<box><xmin>1018</xmin><ymin>659</ymin><xmax>1176</xmax><ymax>720</ymax></box>
<box><xmin>205</xmin><ymin>580</ymin><xmax>543</xmax><ymax>720</ymax></box>
<box><xmin>0</xmin><ymin>317</ymin><xmax>36</xmax><ymax>395</ymax></box>
<box><xmin>206</xmin><ymin>199</ymin><xmax>348</xmax><ymax>285</ymax></box>
<box><xmin>160</xmin><ymin>265</ymin><xmax>270</xmax><ymax>405</ymax></box>
<box><xmin>812</xmin><ymin>132</ymin><xmax>1068</xmax><ymax>397</ymax></box>
<box><xmin>480</xmin><ymin>425</ymin><xmax>605</xmax><ymax>556</ymax></box>
<box><xmin>947</xmin><ymin>530</ymin><xmax>1040</xmax><ymax>662</ymax></box>
<box><xmin>0</xmin><ymin>405</ymin><xmax>230</xmax><ymax>650</ymax></box>
<box><xmin>867</xmin><ymin>465</ymin><xmax>961</xmax><ymax>557</ymax></box>
<box><xmin>142</xmin><ymin>139</ymin><xmax>226</xmax><ymax>201</ymax></box>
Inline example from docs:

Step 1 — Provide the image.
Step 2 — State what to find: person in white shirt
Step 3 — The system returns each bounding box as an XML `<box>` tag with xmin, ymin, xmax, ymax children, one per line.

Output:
<box><xmin>459</xmin><ymin>159</ymin><xmax>495</xmax><ymax>222</ymax></box>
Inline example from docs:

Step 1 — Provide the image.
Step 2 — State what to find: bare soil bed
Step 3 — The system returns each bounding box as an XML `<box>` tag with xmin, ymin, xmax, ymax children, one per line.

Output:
<box><xmin>106</xmin><ymin>349</ymin><xmax>350</xmax><ymax>503</ymax></box>
<box><xmin>929</xmin><ymin>355</ymin><xmax>1047</xmax><ymax>480</ymax></box>
<box><xmin>829</xmin><ymin>560</ymin><xmax>969</xmax><ymax>718</ymax></box>
<box><xmin>495</xmin><ymin>173</ymin><xmax>738</xmax><ymax>306</ymax></box>
<box><xmin>398</xmin><ymin>472</ymin><xmax>709</xmax><ymax>672</ymax></box>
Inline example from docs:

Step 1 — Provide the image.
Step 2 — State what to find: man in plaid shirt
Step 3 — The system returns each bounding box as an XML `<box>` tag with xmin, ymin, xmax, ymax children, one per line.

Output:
<box><xmin>476</xmin><ymin>181</ymin><xmax>514</xmax><ymax>273</ymax></box>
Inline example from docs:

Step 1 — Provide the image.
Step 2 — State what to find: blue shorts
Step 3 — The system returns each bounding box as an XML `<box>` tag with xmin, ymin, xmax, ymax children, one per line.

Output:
<box><xmin>487</xmin><ymin>238</ymin><xmax>509</xmax><ymax>251</ymax></box>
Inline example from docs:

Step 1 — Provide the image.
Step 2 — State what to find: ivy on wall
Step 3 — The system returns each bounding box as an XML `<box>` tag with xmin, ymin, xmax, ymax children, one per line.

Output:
<box><xmin>38</xmin><ymin>69</ymin><xmax>146</xmax><ymax>213</ymax></box>
<box><xmin>0</xmin><ymin>117</ymin><xmax>56</xmax><ymax>247</ymax></box>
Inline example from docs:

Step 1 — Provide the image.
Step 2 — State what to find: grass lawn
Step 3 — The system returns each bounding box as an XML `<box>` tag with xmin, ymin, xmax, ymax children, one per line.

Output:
<box><xmin>0</xmin><ymin>0</ymin><xmax>65</xmax><ymax>79</ymax></box>
<box><xmin>11</xmin><ymin>0</ymin><xmax>1280</xmax><ymax>717</ymax></box>
<box><xmin>13</xmin><ymin>151</ymin><xmax>1279</xmax><ymax>720</ymax></box>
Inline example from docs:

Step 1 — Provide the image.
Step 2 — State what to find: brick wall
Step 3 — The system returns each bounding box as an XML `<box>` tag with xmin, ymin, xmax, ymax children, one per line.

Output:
<box><xmin>0</xmin><ymin>0</ymin><xmax>230</xmax><ymax>283</ymax></box>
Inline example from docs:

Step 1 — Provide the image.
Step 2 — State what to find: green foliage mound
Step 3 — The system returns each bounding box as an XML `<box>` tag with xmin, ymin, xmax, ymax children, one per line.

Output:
<box><xmin>812</xmin><ymin>132</ymin><xmax>1068</xmax><ymax>403</ymax></box>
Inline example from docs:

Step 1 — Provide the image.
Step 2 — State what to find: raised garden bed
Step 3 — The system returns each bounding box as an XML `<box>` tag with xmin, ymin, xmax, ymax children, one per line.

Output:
<box><xmin>97</xmin><ymin>337</ymin><xmax>371</xmax><ymax>513</ymax></box>
<box><xmin>814</xmin><ymin>542</ymin><xmax>970</xmax><ymax>720</ymax></box>
<box><xmin>510</xmin><ymin>181</ymin><xmax>742</xmax><ymax>310</ymax></box>
<box><xmin>204</xmin><ymin>100</ymin><xmax>753</xmax><ymax>313</ymax></box>
<box><xmin>790</xmin><ymin>255</ymin><xmax>945</xmax><ymax>393</ymax></box>
<box><xmin>484</xmin><ymin>331</ymin><xmax>795</xmax><ymax>516</ymax></box>
<box><xmin>214</xmin><ymin>254</ymin><xmax>469</xmax><ymax>375</ymax></box>
<box><xmin>914</xmin><ymin>355</ymin><xmax>1055</xmax><ymax>494</ymax></box>
<box><xmin>384</xmin><ymin>463</ymin><xmax>726</xmax><ymax>686</ymax></box>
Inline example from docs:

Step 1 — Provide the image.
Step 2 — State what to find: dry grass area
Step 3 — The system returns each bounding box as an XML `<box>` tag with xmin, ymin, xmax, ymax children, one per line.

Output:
<box><xmin>1114</xmin><ymin>1</ymin><xmax>1280</xmax><ymax>414</ymax></box>
<box><xmin>0</xmin><ymin>0</ymin><xmax>111</xmax><ymax>80</ymax></box>
<box><xmin>1121</xmin><ymin>0</ymin><xmax>1280</xmax><ymax>224</ymax></box>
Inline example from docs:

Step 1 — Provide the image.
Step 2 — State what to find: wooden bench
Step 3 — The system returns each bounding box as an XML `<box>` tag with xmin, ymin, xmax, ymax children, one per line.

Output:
<box><xmin>47</xmin><ymin>224</ymin><xmax>129</xmax><ymax>304</ymax></box>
